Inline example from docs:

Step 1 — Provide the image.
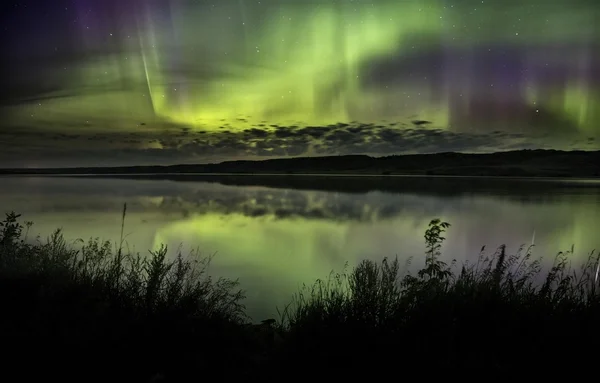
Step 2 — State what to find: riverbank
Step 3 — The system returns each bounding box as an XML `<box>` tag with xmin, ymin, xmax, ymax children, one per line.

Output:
<box><xmin>1</xmin><ymin>211</ymin><xmax>599</xmax><ymax>381</ymax></box>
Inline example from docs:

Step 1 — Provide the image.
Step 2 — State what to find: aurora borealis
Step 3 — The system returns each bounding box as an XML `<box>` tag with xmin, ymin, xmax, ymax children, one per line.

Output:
<box><xmin>1</xmin><ymin>0</ymin><xmax>599</xmax><ymax>167</ymax></box>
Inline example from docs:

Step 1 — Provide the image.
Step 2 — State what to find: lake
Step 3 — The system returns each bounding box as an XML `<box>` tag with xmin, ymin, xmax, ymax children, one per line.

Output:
<box><xmin>1</xmin><ymin>175</ymin><xmax>599</xmax><ymax>320</ymax></box>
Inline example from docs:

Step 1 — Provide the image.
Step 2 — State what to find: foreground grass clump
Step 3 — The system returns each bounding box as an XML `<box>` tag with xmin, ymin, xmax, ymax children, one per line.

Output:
<box><xmin>0</xmin><ymin>211</ymin><xmax>257</xmax><ymax>382</ymax></box>
<box><xmin>1</xmin><ymin>211</ymin><xmax>600</xmax><ymax>380</ymax></box>
<box><xmin>277</xmin><ymin>219</ymin><xmax>600</xmax><ymax>376</ymax></box>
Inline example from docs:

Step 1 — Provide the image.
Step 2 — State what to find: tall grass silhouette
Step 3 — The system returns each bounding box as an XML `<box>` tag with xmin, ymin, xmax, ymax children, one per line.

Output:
<box><xmin>0</xmin><ymin>207</ymin><xmax>249</xmax><ymax>382</ymax></box>
<box><xmin>275</xmin><ymin>219</ymin><xmax>600</xmax><ymax>376</ymax></box>
<box><xmin>1</xmin><ymin>211</ymin><xmax>599</xmax><ymax>381</ymax></box>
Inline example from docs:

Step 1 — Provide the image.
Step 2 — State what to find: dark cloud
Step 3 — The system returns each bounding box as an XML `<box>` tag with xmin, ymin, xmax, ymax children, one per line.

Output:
<box><xmin>297</xmin><ymin>126</ymin><xmax>333</xmax><ymax>138</ymax></box>
<box><xmin>274</xmin><ymin>127</ymin><xmax>304</xmax><ymax>139</ymax></box>
<box><xmin>412</xmin><ymin>120</ymin><xmax>432</xmax><ymax>126</ymax></box>
<box><xmin>244</xmin><ymin>128</ymin><xmax>269</xmax><ymax>138</ymax></box>
<box><xmin>0</xmin><ymin>116</ymin><xmax>585</xmax><ymax>167</ymax></box>
<box><xmin>323</xmin><ymin>129</ymin><xmax>362</xmax><ymax>144</ymax></box>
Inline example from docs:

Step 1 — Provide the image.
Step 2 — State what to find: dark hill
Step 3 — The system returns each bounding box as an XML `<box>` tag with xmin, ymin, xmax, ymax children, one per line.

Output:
<box><xmin>1</xmin><ymin>150</ymin><xmax>599</xmax><ymax>178</ymax></box>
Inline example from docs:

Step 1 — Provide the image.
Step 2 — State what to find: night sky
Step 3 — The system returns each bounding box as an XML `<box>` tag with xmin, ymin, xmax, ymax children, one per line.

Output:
<box><xmin>1</xmin><ymin>0</ymin><xmax>599</xmax><ymax>168</ymax></box>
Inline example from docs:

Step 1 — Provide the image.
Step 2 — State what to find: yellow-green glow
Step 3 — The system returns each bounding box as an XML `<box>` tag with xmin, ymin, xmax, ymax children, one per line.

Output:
<box><xmin>152</xmin><ymin>213</ymin><xmax>351</xmax><ymax>276</ymax></box>
<box><xmin>563</xmin><ymin>83</ymin><xmax>591</xmax><ymax>130</ymax></box>
<box><xmin>137</xmin><ymin>2</ymin><xmax>447</xmax><ymax>127</ymax></box>
<box><xmin>3</xmin><ymin>0</ymin><xmax>600</xmax><ymax>165</ymax></box>
<box><xmin>526</xmin><ymin>81</ymin><xmax>600</xmax><ymax>135</ymax></box>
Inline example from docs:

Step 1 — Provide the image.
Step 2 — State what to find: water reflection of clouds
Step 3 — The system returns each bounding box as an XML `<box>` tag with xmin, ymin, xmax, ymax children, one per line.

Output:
<box><xmin>4</xmin><ymin>177</ymin><xmax>597</xmax><ymax>225</ymax></box>
<box><xmin>2</xmin><ymin>177</ymin><xmax>598</xmax><ymax>262</ymax></box>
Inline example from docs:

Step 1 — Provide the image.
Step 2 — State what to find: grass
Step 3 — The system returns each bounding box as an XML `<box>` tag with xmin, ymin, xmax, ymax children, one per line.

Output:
<box><xmin>1</xmin><ymin>209</ymin><xmax>599</xmax><ymax>381</ymax></box>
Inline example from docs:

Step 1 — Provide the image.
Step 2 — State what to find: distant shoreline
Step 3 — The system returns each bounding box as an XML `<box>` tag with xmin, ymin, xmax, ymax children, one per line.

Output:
<box><xmin>1</xmin><ymin>149</ymin><xmax>599</xmax><ymax>178</ymax></box>
<box><xmin>2</xmin><ymin>173</ymin><xmax>600</xmax><ymax>182</ymax></box>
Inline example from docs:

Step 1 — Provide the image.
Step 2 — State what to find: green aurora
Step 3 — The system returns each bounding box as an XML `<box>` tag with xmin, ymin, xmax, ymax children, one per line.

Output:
<box><xmin>1</xmin><ymin>0</ymin><xmax>599</xmax><ymax>166</ymax></box>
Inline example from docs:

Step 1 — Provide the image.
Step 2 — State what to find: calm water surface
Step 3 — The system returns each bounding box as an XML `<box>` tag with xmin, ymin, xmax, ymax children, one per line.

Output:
<box><xmin>1</xmin><ymin>175</ymin><xmax>599</xmax><ymax>320</ymax></box>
